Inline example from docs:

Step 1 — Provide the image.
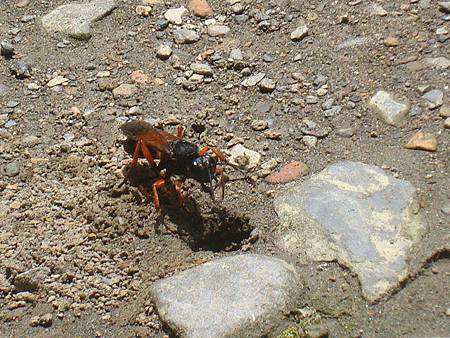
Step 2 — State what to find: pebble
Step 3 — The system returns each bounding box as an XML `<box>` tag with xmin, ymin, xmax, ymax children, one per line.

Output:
<box><xmin>14</xmin><ymin>267</ymin><xmax>51</xmax><ymax>292</ymax></box>
<box><xmin>259</xmin><ymin>78</ymin><xmax>276</xmax><ymax>93</ymax></box>
<box><xmin>190</xmin><ymin>63</ymin><xmax>213</xmax><ymax>76</ymax></box>
<box><xmin>229</xmin><ymin>48</ymin><xmax>243</xmax><ymax>60</ymax></box>
<box><xmin>370</xmin><ymin>4</ymin><xmax>388</xmax><ymax>16</ymax></box>
<box><xmin>42</xmin><ymin>0</ymin><xmax>116</xmax><ymax>40</ymax></box>
<box><xmin>321</xmin><ymin>98</ymin><xmax>335</xmax><ymax>110</ymax></box>
<box><xmin>444</xmin><ymin>117</ymin><xmax>450</xmax><ymax>128</ymax></box>
<box><xmin>164</xmin><ymin>6</ymin><xmax>187</xmax><ymax>25</ymax></box>
<box><xmin>188</xmin><ymin>0</ymin><xmax>213</xmax><ymax>17</ymax></box>
<box><xmin>6</xmin><ymin>100</ymin><xmax>19</xmax><ymax>108</ymax></box>
<box><xmin>306</xmin><ymin>324</ymin><xmax>329</xmax><ymax>338</ymax></box>
<box><xmin>423</xmin><ymin>57</ymin><xmax>450</xmax><ymax>69</ymax></box>
<box><xmin>241</xmin><ymin>72</ymin><xmax>265</xmax><ymax>87</ymax></box>
<box><xmin>442</xmin><ymin>204</ymin><xmax>450</xmax><ymax>215</ymax></box>
<box><xmin>303</xmin><ymin>135</ymin><xmax>318</xmax><ymax>147</ymax></box>
<box><xmin>266</xmin><ymin>161</ymin><xmax>309</xmax><ymax>184</ymax></box>
<box><xmin>112</xmin><ymin>84</ymin><xmax>138</xmax><ymax>98</ymax></box>
<box><xmin>256</xmin><ymin>101</ymin><xmax>273</xmax><ymax>114</ymax></box>
<box><xmin>231</xmin><ymin>3</ymin><xmax>244</xmax><ymax>14</ymax></box>
<box><xmin>27</xmin><ymin>82</ymin><xmax>41</xmax><ymax>91</ymax></box>
<box><xmin>207</xmin><ymin>25</ymin><xmax>230</xmax><ymax>37</ymax></box>
<box><xmin>47</xmin><ymin>75</ymin><xmax>69</xmax><ymax>88</ymax></box>
<box><xmin>0</xmin><ymin>41</ymin><xmax>14</xmax><ymax>59</ymax></box>
<box><xmin>0</xmin><ymin>83</ymin><xmax>9</xmax><ymax>96</ymax></box>
<box><xmin>131</xmin><ymin>70</ymin><xmax>148</xmax><ymax>85</ymax></box>
<box><xmin>10</xmin><ymin>60</ymin><xmax>31</xmax><ymax>79</ymax></box>
<box><xmin>30</xmin><ymin>313</ymin><xmax>53</xmax><ymax>328</ymax></box>
<box><xmin>4</xmin><ymin>162</ymin><xmax>20</xmax><ymax>177</ymax></box>
<box><xmin>404</xmin><ymin>132</ymin><xmax>437</xmax><ymax>152</ymax></box>
<box><xmin>228</xmin><ymin>144</ymin><xmax>261</xmax><ymax>169</ymax></box>
<box><xmin>422</xmin><ymin>89</ymin><xmax>444</xmax><ymax>109</ymax></box>
<box><xmin>155</xmin><ymin>18</ymin><xmax>169</xmax><ymax>31</ymax></box>
<box><xmin>251</xmin><ymin>120</ymin><xmax>269</xmax><ymax>131</ymax></box>
<box><xmin>173</xmin><ymin>29</ymin><xmax>200</xmax><ymax>44</ymax></box>
<box><xmin>324</xmin><ymin>105</ymin><xmax>342</xmax><ymax>117</ymax></box>
<box><xmin>156</xmin><ymin>45</ymin><xmax>172</xmax><ymax>60</ymax></box>
<box><xmin>135</xmin><ymin>5</ymin><xmax>151</xmax><ymax>17</ymax></box>
<box><xmin>439</xmin><ymin>2</ymin><xmax>450</xmax><ymax>13</ymax></box>
<box><xmin>369</xmin><ymin>91</ymin><xmax>410</xmax><ymax>127</ymax></box>
<box><xmin>439</xmin><ymin>105</ymin><xmax>450</xmax><ymax>117</ymax></box>
<box><xmin>290</xmin><ymin>25</ymin><xmax>308</xmax><ymax>41</ymax></box>
<box><xmin>336</xmin><ymin>128</ymin><xmax>355</xmax><ymax>138</ymax></box>
<box><xmin>384</xmin><ymin>35</ymin><xmax>400</xmax><ymax>47</ymax></box>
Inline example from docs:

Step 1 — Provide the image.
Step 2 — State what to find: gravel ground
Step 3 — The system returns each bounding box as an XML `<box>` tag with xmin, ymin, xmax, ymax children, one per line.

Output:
<box><xmin>0</xmin><ymin>0</ymin><xmax>449</xmax><ymax>337</ymax></box>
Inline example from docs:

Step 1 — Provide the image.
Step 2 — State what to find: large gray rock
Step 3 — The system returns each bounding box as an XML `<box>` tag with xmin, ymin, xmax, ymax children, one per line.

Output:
<box><xmin>274</xmin><ymin>161</ymin><xmax>427</xmax><ymax>303</ymax></box>
<box><xmin>151</xmin><ymin>254</ymin><xmax>300</xmax><ymax>338</ymax></box>
<box><xmin>41</xmin><ymin>0</ymin><xmax>116</xmax><ymax>40</ymax></box>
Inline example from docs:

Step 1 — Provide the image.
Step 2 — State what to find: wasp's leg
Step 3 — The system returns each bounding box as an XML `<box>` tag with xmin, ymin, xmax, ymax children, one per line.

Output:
<box><xmin>152</xmin><ymin>178</ymin><xmax>166</xmax><ymax>210</ymax></box>
<box><xmin>174</xmin><ymin>180</ymin><xmax>184</xmax><ymax>207</ymax></box>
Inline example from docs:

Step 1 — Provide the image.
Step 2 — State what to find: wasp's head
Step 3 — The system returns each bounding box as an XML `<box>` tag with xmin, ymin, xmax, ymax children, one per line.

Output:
<box><xmin>190</xmin><ymin>154</ymin><xmax>218</xmax><ymax>199</ymax></box>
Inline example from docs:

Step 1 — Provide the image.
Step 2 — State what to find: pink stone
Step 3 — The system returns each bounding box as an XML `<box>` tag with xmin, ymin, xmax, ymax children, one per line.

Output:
<box><xmin>188</xmin><ymin>0</ymin><xmax>213</xmax><ymax>17</ymax></box>
<box><xmin>266</xmin><ymin>161</ymin><xmax>309</xmax><ymax>184</ymax></box>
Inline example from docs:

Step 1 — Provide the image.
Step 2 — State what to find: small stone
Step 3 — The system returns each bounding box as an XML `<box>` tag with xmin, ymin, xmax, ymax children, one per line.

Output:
<box><xmin>4</xmin><ymin>162</ymin><xmax>20</xmax><ymax>177</ymax></box>
<box><xmin>6</xmin><ymin>100</ymin><xmax>19</xmax><ymax>108</ymax></box>
<box><xmin>290</xmin><ymin>25</ymin><xmax>308</xmax><ymax>41</ymax></box>
<box><xmin>439</xmin><ymin>2</ymin><xmax>450</xmax><ymax>13</ymax></box>
<box><xmin>241</xmin><ymin>72</ymin><xmax>265</xmax><ymax>87</ymax></box>
<box><xmin>303</xmin><ymin>135</ymin><xmax>318</xmax><ymax>147</ymax></box>
<box><xmin>189</xmin><ymin>0</ymin><xmax>213</xmax><ymax>17</ymax></box>
<box><xmin>47</xmin><ymin>75</ymin><xmax>69</xmax><ymax>88</ymax></box>
<box><xmin>207</xmin><ymin>25</ymin><xmax>230</xmax><ymax>37</ymax></box>
<box><xmin>306</xmin><ymin>324</ymin><xmax>329</xmax><ymax>338</ymax></box>
<box><xmin>155</xmin><ymin>18</ymin><xmax>169</xmax><ymax>30</ymax></box>
<box><xmin>30</xmin><ymin>314</ymin><xmax>53</xmax><ymax>327</ymax></box>
<box><xmin>369</xmin><ymin>91</ymin><xmax>410</xmax><ymax>127</ymax></box>
<box><xmin>190</xmin><ymin>63</ymin><xmax>213</xmax><ymax>76</ymax></box>
<box><xmin>41</xmin><ymin>0</ymin><xmax>116</xmax><ymax>40</ymax></box>
<box><xmin>164</xmin><ymin>6</ymin><xmax>187</xmax><ymax>25</ymax></box>
<box><xmin>336</xmin><ymin>128</ymin><xmax>354</xmax><ymax>138</ymax></box>
<box><xmin>251</xmin><ymin>120</ymin><xmax>269</xmax><ymax>131</ymax></box>
<box><xmin>135</xmin><ymin>5</ymin><xmax>151</xmax><ymax>16</ymax></box>
<box><xmin>446</xmin><ymin>307</ymin><xmax>450</xmax><ymax>316</ymax></box>
<box><xmin>14</xmin><ymin>267</ymin><xmax>51</xmax><ymax>292</ymax></box>
<box><xmin>231</xmin><ymin>3</ymin><xmax>244</xmax><ymax>14</ymax></box>
<box><xmin>321</xmin><ymin>98</ymin><xmax>335</xmax><ymax>110</ymax></box>
<box><xmin>405</xmin><ymin>132</ymin><xmax>437</xmax><ymax>152</ymax></box>
<box><xmin>131</xmin><ymin>70</ymin><xmax>148</xmax><ymax>85</ymax></box>
<box><xmin>422</xmin><ymin>90</ymin><xmax>444</xmax><ymax>109</ymax></box>
<box><xmin>255</xmin><ymin>102</ymin><xmax>273</xmax><ymax>114</ymax></box>
<box><xmin>229</xmin><ymin>48</ymin><xmax>243</xmax><ymax>60</ymax></box>
<box><xmin>156</xmin><ymin>44</ymin><xmax>172</xmax><ymax>60</ymax></box>
<box><xmin>1</xmin><ymin>41</ymin><xmax>14</xmax><ymax>59</ymax></box>
<box><xmin>0</xmin><ymin>83</ymin><xmax>9</xmax><ymax>96</ymax></box>
<box><xmin>444</xmin><ymin>117</ymin><xmax>450</xmax><ymax>129</ymax></box>
<box><xmin>369</xmin><ymin>4</ymin><xmax>388</xmax><ymax>16</ymax></box>
<box><xmin>324</xmin><ymin>105</ymin><xmax>342</xmax><ymax>117</ymax></box>
<box><xmin>266</xmin><ymin>161</ymin><xmax>309</xmax><ymax>184</ymax></box>
<box><xmin>439</xmin><ymin>105</ymin><xmax>450</xmax><ymax>118</ymax></box>
<box><xmin>384</xmin><ymin>35</ymin><xmax>400</xmax><ymax>47</ymax></box>
<box><xmin>173</xmin><ymin>29</ymin><xmax>200</xmax><ymax>44</ymax></box>
<box><xmin>16</xmin><ymin>0</ymin><xmax>30</xmax><ymax>7</ymax></box>
<box><xmin>423</xmin><ymin>57</ymin><xmax>450</xmax><ymax>69</ymax></box>
<box><xmin>228</xmin><ymin>144</ymin><xmax>261</xmax><ymax>169</ymax></box>
<box><xmin>10</xmin><ymin>60</ymin><xmax>31</xmax><ymax>79</ymax></box>
<box><xmin>112</xmin><ymin>84</ymin><xmax>137</xmax><ymax>98</ymax></box>
<box><xmin>259</xmin><ymin>78</ymin><xmax>276</xmax><ymax>93</ymax></box>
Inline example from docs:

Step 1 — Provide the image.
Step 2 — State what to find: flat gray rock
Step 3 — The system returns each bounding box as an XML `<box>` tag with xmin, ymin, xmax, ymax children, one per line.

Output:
<box><xmin>151</xmin><ymin>254</ymin><xmax>300</xmax><ymax>338</ymax></box>
<box><xmin>274</xmin><ymin>161</ymin><xmax>427</xmax><ymax>303</ymax></box>
<box><xmin>41</xmin><ymin>0</ymin><xmax>116</xmax><ymax>40</ymax></box>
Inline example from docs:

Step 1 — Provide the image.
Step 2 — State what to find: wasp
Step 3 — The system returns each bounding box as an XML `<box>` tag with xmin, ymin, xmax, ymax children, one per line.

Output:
<box><xmin>120</xmin><ymin>120</ymin><xmax>226</xmax><ymax>210</ymax></box>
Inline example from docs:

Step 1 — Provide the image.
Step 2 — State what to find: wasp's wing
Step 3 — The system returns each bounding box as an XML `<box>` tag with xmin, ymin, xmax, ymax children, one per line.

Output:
<box><xmin>121</xmin><ymin>120</ymin><xmax>177</xmax><ymax>154</ymax></box>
